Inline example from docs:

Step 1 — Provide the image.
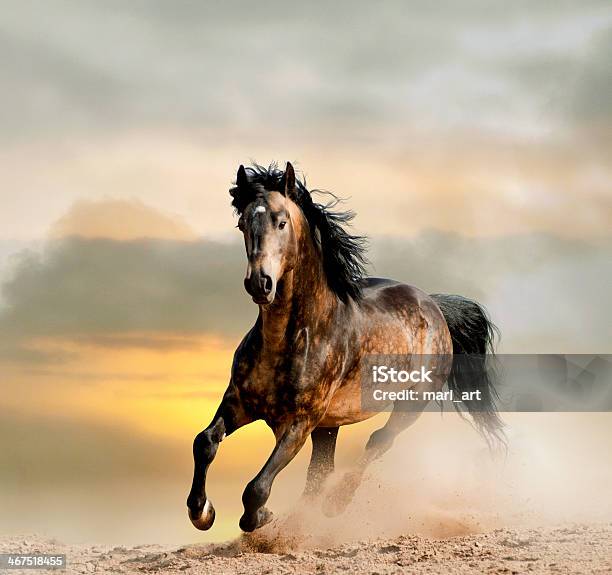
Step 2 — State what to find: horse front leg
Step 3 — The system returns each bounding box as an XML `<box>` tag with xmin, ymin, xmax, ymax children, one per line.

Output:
<box><xmin>187</xmin><ymin>390</ymin><xmax>251</xmax><ymax>530</ymax></box>
<box><xmin>239</xmin><ymin>419</ymin><xmax>313</xmax><ymax>532</ymax></box>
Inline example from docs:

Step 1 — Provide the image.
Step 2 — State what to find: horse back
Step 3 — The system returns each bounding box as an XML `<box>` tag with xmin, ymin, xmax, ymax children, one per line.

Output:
<box><xmin>359</xmin><ymin>277</ymin><xmax>451</xmax><ymax>352</ymax></box>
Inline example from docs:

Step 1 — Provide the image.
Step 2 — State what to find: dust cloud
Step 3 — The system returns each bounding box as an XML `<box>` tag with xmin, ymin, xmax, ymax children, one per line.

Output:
<box><xmin>239</xmin><ymin>412</ymin><xmax>612</xmax><ymax>552</ymax></box>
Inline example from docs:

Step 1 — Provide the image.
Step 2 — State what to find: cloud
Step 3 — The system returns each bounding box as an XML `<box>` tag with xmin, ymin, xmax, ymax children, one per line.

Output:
<box><xmin>488</xmin><ymin>254</ymin><xmax>612</xmax><ymax>353</ymax></box>
<box><xmin>0</xmin><ymin>236</ymin><xmax>252</xmax><ymax>341</ymax></box>
<box><xmin>0</xmin><ymin>222</ymin><xmax>609</xmax><ymax>362</ymax></box>
<box><xmin>2</xmin><ymin>2</ymin><xmax>609</xmax><ymax>243</ymax></box>
<box><xmin>51</xmin><ymin>199</ymin><xmax>197</xmax><ymax>240</ymax></box>
<box><xmin>370</xmin><ymin>231</ymin><xmax>606</xmax><ymax>298</ymax></box>
<box><xmin>371</xmin><ymin>232</ymin><xmax>612</xmax><ymax>352</ymax></box>
<box><xmin>1</xmin><ymin>0</ymin><xmax>610</xmax><ymax>142</ymax></box>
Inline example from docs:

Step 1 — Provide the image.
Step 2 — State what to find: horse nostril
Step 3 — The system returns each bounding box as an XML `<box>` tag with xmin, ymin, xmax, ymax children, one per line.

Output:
<box><xmin>262</xmin><ymin>275</ymin><xmax>273</xmax><ymax>295</ymax></box>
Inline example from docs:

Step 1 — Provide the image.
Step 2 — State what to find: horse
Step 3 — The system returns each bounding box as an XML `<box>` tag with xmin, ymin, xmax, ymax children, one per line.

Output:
<box><xmin>187</xmin><ymin>162</ymin><xmax>503</xmax><ymax>532</ymax></box>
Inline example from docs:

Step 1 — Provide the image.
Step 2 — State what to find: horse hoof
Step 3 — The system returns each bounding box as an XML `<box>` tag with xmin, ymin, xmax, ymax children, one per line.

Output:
<box><xmin>239</xmin><ymin>506</ymin><xmax>273</xmax><ymax>532</ymax></box>
<box><xmin>258</xmin><ymin>506</ymin><xmax>274</xmax><ymax>528</ymax></box>
<box><xmin>323</xmin><ymin>492</ymin><xmax>348</xmax><ymax>517</ymax></box>
<box><xmin>323</xmin><ymin>472</ymin><xmax>360</xmax><ymax>517</ymax></box>
<box><xmin>188</xmin><ymin>499</ymin><xmax>216</xmax><ymax>530</ymax></box>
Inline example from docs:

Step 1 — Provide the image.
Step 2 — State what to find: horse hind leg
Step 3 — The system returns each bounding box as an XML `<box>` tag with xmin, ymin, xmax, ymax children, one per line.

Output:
<box><xmin>302</xmin><ymin>426</ymin><xmax>339</xmax><ymax>500</ymax></box>
<box><xmin>323</xmin><ymin>406</ymin><xmax>424</xmax><ymax>517</ymax></box>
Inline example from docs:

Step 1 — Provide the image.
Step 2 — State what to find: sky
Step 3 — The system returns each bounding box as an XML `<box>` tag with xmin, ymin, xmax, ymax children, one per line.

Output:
<box><xmin>0</xmin><ymin>0</ymin><xmax>610</xmax><ymax>545</ymax></box>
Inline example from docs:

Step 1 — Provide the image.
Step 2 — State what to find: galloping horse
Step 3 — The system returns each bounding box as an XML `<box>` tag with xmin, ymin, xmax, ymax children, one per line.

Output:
<box><xmin>187</xmin><ymin>163</ymin><xmax>503</xmax><ymax>532</ymax></box>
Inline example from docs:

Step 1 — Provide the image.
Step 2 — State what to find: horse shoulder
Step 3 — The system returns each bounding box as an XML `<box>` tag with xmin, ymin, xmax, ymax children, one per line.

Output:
<box><xmin>230</xmin><ymin>326</ymin><xmax>261</xmax><ymax>386</ymax></box>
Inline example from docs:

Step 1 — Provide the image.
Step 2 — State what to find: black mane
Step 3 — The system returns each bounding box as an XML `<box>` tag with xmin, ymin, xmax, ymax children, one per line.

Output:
<box><xmin>230</xmin><ymin>163</ymin><xmax>368</xmax><ymax>302</ymax></box>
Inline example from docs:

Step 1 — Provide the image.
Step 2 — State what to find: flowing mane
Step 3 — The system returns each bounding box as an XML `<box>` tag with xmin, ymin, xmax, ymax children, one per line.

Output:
<box><xmin>229</xmin><ymin>163</ymin><xmax>368</xmax><ymax>302</ymax></box>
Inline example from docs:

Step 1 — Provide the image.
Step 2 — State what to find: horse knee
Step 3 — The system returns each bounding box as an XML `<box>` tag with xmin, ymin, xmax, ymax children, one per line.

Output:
<box><xmin>193</xmin><ymin>430</ymin><xmax>211</xmax><ymax>451</ymax></box>
<box><xmin>196</xmin><ymin>418</ymin><xmax>226</xmax><ymax>454</ymax></box>
<box><xmin>193</xmin><ymin>429</ymin><xmax>220</xmax><ymax>461</ymax></box>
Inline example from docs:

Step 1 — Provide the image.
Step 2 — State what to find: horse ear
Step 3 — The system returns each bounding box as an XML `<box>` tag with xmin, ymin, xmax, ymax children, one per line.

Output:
<box><xmin>236</xmin><ymin>164</ymin><xmax>248</xmax><ymax>188</ymax></box>
<box><xmin>282</xmin><ymin>162</ymin><xmax>296</xmax><ymax>198</ymax></box>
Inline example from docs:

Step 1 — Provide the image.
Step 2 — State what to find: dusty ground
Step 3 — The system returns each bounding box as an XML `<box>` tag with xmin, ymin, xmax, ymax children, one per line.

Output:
<box><xmin>1</xmin><ymin>524</ymin><xmax>610</xmax><ymax>575</ymax></box>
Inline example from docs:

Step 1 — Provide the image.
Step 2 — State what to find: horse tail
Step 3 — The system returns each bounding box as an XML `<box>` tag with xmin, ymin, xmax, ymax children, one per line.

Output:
<box><xmin>430</xmin><ymin>293</ymin><xmax>505</xmax><ymax>447</ymax></box>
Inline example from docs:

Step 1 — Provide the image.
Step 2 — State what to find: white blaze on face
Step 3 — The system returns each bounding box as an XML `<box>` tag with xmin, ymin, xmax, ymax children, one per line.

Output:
<box><xmin>254</xmin><ymin>206</ymin><xmax>266</xmax><ymax>214</ymax></box>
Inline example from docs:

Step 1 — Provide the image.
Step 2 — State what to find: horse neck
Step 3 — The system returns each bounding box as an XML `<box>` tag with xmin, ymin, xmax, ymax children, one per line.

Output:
<box><xmin>260</xmin><ymin>229</ymin><xmax>337</xmax><ymax>350</ymax></box>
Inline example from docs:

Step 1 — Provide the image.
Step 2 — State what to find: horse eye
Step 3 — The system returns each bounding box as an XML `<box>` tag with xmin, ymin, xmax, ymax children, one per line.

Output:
<box><xmin>278</xmin><ymin>221</ymin><xmax>287</xmax><ymax>230</ymax></box>
<box><xmin>237</xmin><ymin>219</ymin><xmax>245</xmax><ymax>231</ymax></box>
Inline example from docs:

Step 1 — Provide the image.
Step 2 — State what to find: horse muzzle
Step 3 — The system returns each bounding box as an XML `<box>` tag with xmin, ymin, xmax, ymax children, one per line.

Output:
<box><xmin>244</xmin><ymin>271</ymin><xmax>276</xmax><ymax>305</ymax></box>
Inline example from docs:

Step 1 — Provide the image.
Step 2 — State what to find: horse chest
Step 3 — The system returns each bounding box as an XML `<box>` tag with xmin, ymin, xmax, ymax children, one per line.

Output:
<box><xmin>236</xmin><ymin>343</ymin><xmax>333</xmax><ymax>419</ymax></box>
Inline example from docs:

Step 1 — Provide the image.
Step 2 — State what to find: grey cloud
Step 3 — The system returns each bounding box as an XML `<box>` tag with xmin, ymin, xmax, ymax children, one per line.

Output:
<box><xmin>370</xmin><ymin>232</ymin><xmax>602</xmax><ymax>299</ymax></box>
<box><xmin>0</xmin><ymin>240</ymin><xmax>38</xmax><ymax>284</ymax></box>
<box><xmin>0</xmin><ymin>232</ymin><xmax>609</xmax><ymax>361</ymax></box>
<box><xmin>371</xmin><ymin>233</ymin><xmax>612</xmax><ymax>353</ymax></box>
<box><xmin>566</xmin><ymin>29</ymin><xmax>612</xmax><ymax>124</ymax></box>
<box><xmin>0</xmin><ymin>237</ymin><xmax>253</xmax><ymax>339</ymax></box>
<box><xmin>1</xmin><ymin>0</ymin><xmax>610</xmax><ymax>143</ymax></box>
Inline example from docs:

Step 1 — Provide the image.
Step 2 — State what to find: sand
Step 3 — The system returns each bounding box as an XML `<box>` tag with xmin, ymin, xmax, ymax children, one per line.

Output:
<box><xmin>2</xmin><ymin>523</ymin><xmax>610</xmax><ymax>575</ymax></box>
